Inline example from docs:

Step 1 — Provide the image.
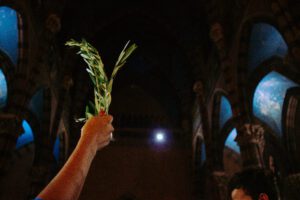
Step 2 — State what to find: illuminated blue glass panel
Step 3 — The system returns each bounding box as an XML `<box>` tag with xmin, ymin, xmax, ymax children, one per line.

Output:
<box><xmin>253</xmin><ymin>71</ymin><xmax>298</xmax><ymax>136</ymax></box>
<box><xmin>225</xmin><ymin>128</ymin><xmax>240</xmax><ymax>153</ymax></box>
<box><xmin>201</xmin><ymin>142</ymin><xmax>206</xmax><ymax>164</ymax></box>
<box><xmin>28</xmin><ymin>89</ymin><xmax>43</xmax><ymax>121</ymax></box>
<box><xmin>248</xmin><ymin>23</ymin><xmax>288</xmax><ymax>71</ymax></box>
<box><xmin>0</xmin><ymin>7</ymin><xmax>18</xmax><ymax>65</ymax></box>
<box><xmin>219</xmin><ymin>96</ymin><xmax>233</xmax><ymax>129</ymax></box>
<box><xmin>16</xmin><ymin>120</ymin><xmax>34</xmax><ymax>149</ymax></box>
<box><xmin>53</xmin><ymin>136</ymin><xmax>60</xmax><ymax>162</ymax></box>
<box><xmin>0</xmin><ymin>69</ymin><xmax>7</xmax><ymax>108</ymax></box>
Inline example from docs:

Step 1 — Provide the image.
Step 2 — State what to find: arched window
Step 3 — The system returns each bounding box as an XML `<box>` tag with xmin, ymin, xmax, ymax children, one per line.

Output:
<box><xmin>224</xmin><ymin>128</ymin><xmax>240</xmax><ymax>154</ymax></box>
<box><xmin>0</xmin><ymin>6</ymin><xmax>21</xmax><ymax>109</ymax></box>
<box><xmin>248</xmin><ymin>23</ymin><xmax>288</xmax><ymax>72</ymax></box>
<box><xmin>15</xmin><ymin>89</ymin><xmax>44</xmax><ymax>149</ymax></box>
<box><xmin>219</xmin><ymin>96</ymin><xmax>233</xmax><ymax>129</ymax></box>
<box><xmin>195</xmin><ymin>137</ymin><xmax>206</xmax><ymax>166</ymax></box>
<box><xmin>219</xmin><ymin>95</ymin><xmax>239</xmax><ymax>153</ymax></box>
<box><xmin>16</xmin><ymin>120</ymin><xmax>34</xmax><ymax>149</ymax></box>
<box><xmin>28</xmin><ymin>89</ymin><xmax>44</xmax><ymax>121</ymax></box>
<box><xmin>253</xmin><ymin>71</ymin><xmax>299</xmax><ymax>136</ymax></box>
<box><xmin>0</xmin><ymin>6</ymin><xmax>19</xmax><ymax>65</ymax></box>
<box><xmin>53</xmin><ymin>135</ymin><xmax>60</xmax><ymax>162</ymax></box>
<box><xmin>219</xmin><ymin>95</ymin><xmax>242</xmax><ymax>176</ymax></box>
<box><xmin>53</xmin><ymin>118</ymin><xmax>69</xmax><ymax>165</ymax></box>
<box><xmin>201</xmin><ymin>142</ymin><xmax>206</xmax><ymax>164</ymax></box>
<box><xmin>223</xmin><ymin>128</ymin><xmax>241</xmax><ymax>177</ymax></box>
<box><xmin>0</xmin><ymin>68</ymin><xmax>7</xmax><ymax>108</ymax></box>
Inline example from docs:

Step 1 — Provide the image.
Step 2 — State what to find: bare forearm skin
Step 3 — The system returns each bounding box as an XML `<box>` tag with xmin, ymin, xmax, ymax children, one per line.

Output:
<box><xmin>36</xmin><ymin>137</ymin><xmax>97</xmax><ymax>200</ymax></box>
<box><xmin>36</xmin><ymin>115</ymin><xmax>113</xmax><ymax>200</ymax></box>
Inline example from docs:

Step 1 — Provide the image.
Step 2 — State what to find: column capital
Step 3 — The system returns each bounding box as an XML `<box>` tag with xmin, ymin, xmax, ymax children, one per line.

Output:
<box><xmin>236</xmin><ymin>123</ymin><xmax>265</xmax><ymax>146</ymax></box>
<box><xmin>210</xmin><ymin>23</ymin><xmax>224</xmax><ymax>43</ymax></box>
<box><xmin>235</xmin><ymin>123</ymin><xmax>266</xmax><ymax>168</ymax></box>
<box><xmin>193</xmin><ymin>81</ymin><xmax>204</xmax><ymax>96</ymax></box>
<box><xmin>46</xmin><ymin>13</ymin><xmax>61</xmax><ymax>34</ymax></box>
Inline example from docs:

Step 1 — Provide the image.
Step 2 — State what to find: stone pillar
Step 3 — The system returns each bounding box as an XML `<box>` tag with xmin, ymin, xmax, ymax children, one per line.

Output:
<box><xmin>0</xmin><ymin>114</ymin><xmax>22</xmax><ymax>172</ymax></box>
<box><xmin>235</xmin><ymin>123</ymin><xmax>265</xmax><ymax>168</ymax></box>
<box><xmin>193</xmin><ymin>81</ymin><xmax>210</xmax><ymax>200</ymax></box>
<box><xmin>283</xmin><ymin>173</ymin><xmax>300</xmax><ymax>200</ymax></box>
<box><xmin>193</xmin><ymin>81</ymin><xmax>205</xmax><ymax>105</ymax></box>
<box><xmin>210</xmin><ymin>23</ymin><xmax>226</xmax><ymax>59</ymax></box>
<box><xmin>211</xmin><ymin>171</ymin><xmax>229</xmax><ymax>200</ymax></box>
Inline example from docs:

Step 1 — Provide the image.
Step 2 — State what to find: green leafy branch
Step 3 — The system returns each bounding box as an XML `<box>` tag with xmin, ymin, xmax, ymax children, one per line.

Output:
<box><xmin>65</xmin><ymin>39</ymin><xmax>137</xmax><ymax>122</ymax></box>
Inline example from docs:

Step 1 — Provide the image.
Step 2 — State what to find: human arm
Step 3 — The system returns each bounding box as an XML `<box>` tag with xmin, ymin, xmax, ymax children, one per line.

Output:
<box><xmin>35</xmin><ymin>114</ymin><xmax>114</xmax><ymax>200</ymax></box>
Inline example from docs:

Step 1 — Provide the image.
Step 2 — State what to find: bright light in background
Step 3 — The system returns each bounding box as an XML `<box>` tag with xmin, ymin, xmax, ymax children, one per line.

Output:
<box><xmin>154</xmin><ymin>131</ymin><xmax>166</xmax><ymax>143</ymax></box>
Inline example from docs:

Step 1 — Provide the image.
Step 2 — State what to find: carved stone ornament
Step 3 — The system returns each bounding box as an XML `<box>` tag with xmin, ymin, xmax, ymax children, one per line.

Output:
<box><xmin>236</xmin><ymin>123</ymin><xmax>265</xmax><ymax>148</ymax></box>
<box><xmin>193</xmin><ymin>81</ymin><xmax>204</xmax><ymax>96</ymax></box>
<box><xmin>235</xmin><ymin>123</ymin><xmax>266</xmax><ymax>167</ymax></box>
<box><xmin>210</xmin><ymin>23</ymin><xmax>223</xmax><ymax>43</ymax></box>
<box><xmin>63</xmin><ymin>75</ymin><xmax>74</xmax><ymax>90</ymax></box>
<box><xmin>46</xmin><ymin>13</ymin><xmax>61</xmax><ymax>34</ymax></box>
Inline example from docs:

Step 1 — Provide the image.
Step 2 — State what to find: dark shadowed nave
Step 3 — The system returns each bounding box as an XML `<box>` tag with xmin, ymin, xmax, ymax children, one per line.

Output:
<box><xmin>0</xmin><ymin>0</ymin><xmax>300</xmax><ymax>199</ymax></box>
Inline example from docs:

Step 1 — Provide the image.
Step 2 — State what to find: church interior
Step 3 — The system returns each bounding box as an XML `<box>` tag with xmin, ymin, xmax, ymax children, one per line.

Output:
<box><xmin>0</xmin><ymin>0</ymin><xmax>300</xmax><ymax>199</ymax></box>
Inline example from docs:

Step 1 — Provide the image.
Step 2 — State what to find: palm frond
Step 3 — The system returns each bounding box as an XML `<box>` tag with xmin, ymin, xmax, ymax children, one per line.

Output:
<box><xmin>66</xmin><ymin>39</ymin><xmax>137</xmax><ymax>121</ymax></box>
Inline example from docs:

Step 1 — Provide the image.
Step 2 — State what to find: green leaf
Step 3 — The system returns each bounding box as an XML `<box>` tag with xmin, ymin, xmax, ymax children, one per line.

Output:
<box><xmin>66</xmin><ymin>38</ymin><xmax>137</xmax><ymax>122</ymax></box>
<box><xmin>75</xmin><ymin>118</ymin><xmax>86</xmax><ymax>122</ymax></box>
<box><xmin>86</xmin><ymin>68</ymin><xmax>95</xmax><ymax>76</ymax></box>
<box><xmin>88</xmin><ymin>101</ymin><xmax>96</xmax><ymax>114</ymax></box>
<box><xmin>120</xmin><ymin>43</ymin><xmax>138</xmax><ymax>64</ymax></box>
<box><xmin>88</xmin><ymin>73</ymin><xmax>96</xmax><ymax>85</ymax></box>
<box><xmin>86</xmin><ymin>112</ymin><xmax>93</xmax><ymax>119</ymax></box>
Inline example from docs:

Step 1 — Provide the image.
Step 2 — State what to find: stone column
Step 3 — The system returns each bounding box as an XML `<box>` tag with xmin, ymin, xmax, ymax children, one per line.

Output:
<box><xmin>0</xmin><ymin>113</ymin><xmax>22</xmax><ymax>172</ymax></box>
<box><xmin>211</xmin><ymin>171</ymin><xmax>229</xmax><ymax>200</ymax></box>
<box><xmin>210</xmin><ymin>23</ymin><xmax>226</xmax><ymax>59</ymax></box>
<box><xmin>283</xmin><ymin>173</ymin><xmax>300</xmax><ymax>200</ymax></box>
<box><xmin>193</xmin><ymin>81</ymin><xmax>205</xmax><ymax>101</ymax></box>
<box><xmin>235</xmin><ymin>123</ymin><xmax>265</xmax><ymax>168</ymax></box>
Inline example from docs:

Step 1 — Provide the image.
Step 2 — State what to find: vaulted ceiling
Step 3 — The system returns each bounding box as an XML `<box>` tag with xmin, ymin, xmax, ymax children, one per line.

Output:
<box><xmin>58</xmin><ymin>0</ymin><xmax>211</xmax><ymax>132</ymax></box>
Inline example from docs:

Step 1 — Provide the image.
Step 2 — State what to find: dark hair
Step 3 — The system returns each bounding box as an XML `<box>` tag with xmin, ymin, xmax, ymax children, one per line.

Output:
<box><xmin>228</xmin><ymin>168</ymin><xmax>277</xmax><ymax>200</ymax></box>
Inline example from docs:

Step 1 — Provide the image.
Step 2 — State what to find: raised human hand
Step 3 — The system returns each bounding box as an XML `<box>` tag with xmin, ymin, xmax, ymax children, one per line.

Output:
<box><xmin>80</xmin><ymin>114</ymin><xmax>114</xmax><ymax>153</ymax></box>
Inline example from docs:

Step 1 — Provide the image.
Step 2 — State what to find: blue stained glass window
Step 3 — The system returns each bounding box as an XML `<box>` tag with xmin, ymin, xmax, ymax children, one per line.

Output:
<box><xmin>0</xmin><ymin>7</ymin><xmax>18</xmax><ymax>65</ymax></box>
<box><xmin>253</xmin><ymin>71</ymin><xmax>298</xmax><ymax>136</ymax></box>
<box><xmin>0</xmin><ymin>69</ymin><xmax>7</xmax><ymax>108</ymax></box>
<box><xmin>28</xmin><ymin>89</ymin><xmax>43</xmax><ymax>121</ymax></box>
<box><xmin>201</xmin><ymin>142</ymin><xmax>206</xmax><ymax>164</ymax></box>
<box><xmin>53</xmin><ymin>136</ymin><xmax>60</xmax><ymax>162</ymax></box>
<box><xmin>16</xmin><ymin>120</ymin><xmax>34</xmax><ymax>149</ymax></box>
<box><xmin>248</xmin><ymin>23</ymin><xmax>288</xmax><ymax>71</ymax></box>
<box><xmin>225</xmin><ymin>128</ymin><xmax>240</xmax><ymax>153</ymax></box>
<box><xmin>219</xmin><ymin>96</ymin><xmax>233</xmax><ymax>129</ymax></box>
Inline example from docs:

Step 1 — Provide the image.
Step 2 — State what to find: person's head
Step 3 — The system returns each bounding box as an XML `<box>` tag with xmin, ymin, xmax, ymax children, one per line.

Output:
<box><xmin>228</xmin><ymin>169</ymin><xmax>277</xmax><ymax>200</ymax></box>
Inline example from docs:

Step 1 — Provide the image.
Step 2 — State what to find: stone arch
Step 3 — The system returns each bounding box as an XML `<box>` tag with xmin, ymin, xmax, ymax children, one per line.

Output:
<box><xmin>0</xmin><ymin>51</ymin><xmax>15</xmax><ymax>110</ymax></box>
<box><xmin>211</xmin><ymin>90</ymin><xmax>234</xmax><ymax>133</ymax></box>
<box><xmin>211</xmin><ymin>90</ymin><xmax>241</xmax><ymax>174</ymax></box>
<box><xmin>270</xmin><ymin>0</ymin><xmax>300</xmax><ymax>64</ymax></box>
<box><xmin>0</xmin><ymin>3</ymin><xmax>29</xmax><ymax>71</ymax></box>
<box><xmin>218</xmin><ymin>116</ymin><xmax>242</xmax><ymax>175</ymax></box>
<box><xmin>282</xmin><ymin>87</ymin><xmax>300</xmax><ymax>173</ymax></box>
<box><xmin>64</xmin><ymin>12</ymin><xmax>195</xmax><ymax>144</ymax></box>
<box><xmin>236</xmin><ymin>17</ymin><xmax>290</xmax><ymax>129</ymax></box>
<box><xmin>248</xmin><ymin>69</ymin><xmax>298</xmax><ymax>137</ymax></box>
